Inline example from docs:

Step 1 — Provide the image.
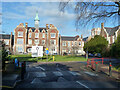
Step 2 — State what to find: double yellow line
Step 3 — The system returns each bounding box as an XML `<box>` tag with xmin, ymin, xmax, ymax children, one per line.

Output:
<box><xmin>0</xmin><ymin>86</ymin><xmax>13</xmax><ymax>88</ymax></box>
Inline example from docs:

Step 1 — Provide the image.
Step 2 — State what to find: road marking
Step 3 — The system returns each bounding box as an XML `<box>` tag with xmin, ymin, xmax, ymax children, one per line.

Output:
<box><xmin>53</xmin><ymin>71</ymin><xmax>63</xmax><ymax>76</ymax></box>
<box><xmin>68</xmin><ymin>71</ymin><xmax>81</xmax><ymax>76</ymax></box>
<box><xmin>76</xmin><ymin>81</ymin><xmax>91</xmax><ymax>90</ymax></box>
<box><xmin>39</xmin><ymin>66</ymin><xmax>45</xmax><ymax>71</ymax></box>
<box><xmin>84</xmin><ymin>71</ymin><xmax>98</xmax><ymax>76</ymax></box>
<box><xmin>35</xmin><ymin>72</ymin><xmax>46</xmax><ymax>78</ymax></box>
<box><xmin>0</xmin><ymin>86</ymin><xmax>13</xmax><ymax>88</ymax></box>
<box><xmin>31</xmin><ymin>78</ymin><xmax>42</xmax><ymax>84</ymax></box>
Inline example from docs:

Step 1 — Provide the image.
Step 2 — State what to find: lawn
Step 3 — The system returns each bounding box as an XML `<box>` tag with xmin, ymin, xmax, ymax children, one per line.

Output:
<box><xmin>9</xmin><ymin>54</ymin><xmax>87</xmax><ymax>62</ymax></box>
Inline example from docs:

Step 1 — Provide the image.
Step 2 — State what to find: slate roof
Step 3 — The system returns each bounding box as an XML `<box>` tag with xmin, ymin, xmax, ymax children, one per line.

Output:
<box><xmin>83</xmin><ymin>37</ymin><xmax>88</xmax><ymax>42</ymax></box>
<box><xmin>61</xmin><ymin>36</ymin><xmax>79</xmax><ymax>41</ymax></box>
<box><xmin>0</xmin><ymin>34</ymin><xmax>11</xmax><ymax>39</ymax></box>
<box><xmin>27</xmin><ymin>27</ymin><xmax>47</xmax><ymax>32</ymax></box>
<box><xmin>105</xmin><ymin>25</ymin><xmax>119</xmax><ymax>36</ymax></box>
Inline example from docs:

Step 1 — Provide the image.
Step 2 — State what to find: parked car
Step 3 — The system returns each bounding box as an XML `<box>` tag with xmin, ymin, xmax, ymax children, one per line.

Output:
<box><xmin>94</xmin><ymin>53</ymin><xmax>101</xmax><ymax>58</ymax></box>
<box><xmin>88</xmin><ymin>53</ymin><xmax>94</xmax><ymax>57</ymax></box>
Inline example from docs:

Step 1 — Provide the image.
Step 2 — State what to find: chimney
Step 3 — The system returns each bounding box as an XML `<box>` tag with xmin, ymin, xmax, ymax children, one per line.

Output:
<box><xmin>50</xmin><ymin>24</ymin><xmax>52</xmax><ymax>28</ymax></box>
<box><xmin>81</xmin><ymin>34</ymin><xmax>83</xmax><ymax>39</ymax></box>
<box><xmin>101</xmin><ymin>23</ymin><xmax>104</xmax><ymax>29</ymax></box>
<box><xmin>25</xmin><ymin>23</ymin><xmax>28</xmax><ymax>29</ymax></box>
<box><xmin>46</xmin><ymin>24</ymin><xmax>49</xmax><ymax>30</ymax></box>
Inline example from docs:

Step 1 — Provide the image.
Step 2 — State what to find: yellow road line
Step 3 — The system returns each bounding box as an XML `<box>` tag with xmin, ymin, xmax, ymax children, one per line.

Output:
<box><xmin>0</xmin><ymin>86</ymin><xmax>13</xmax><ymax>88</ymax></box>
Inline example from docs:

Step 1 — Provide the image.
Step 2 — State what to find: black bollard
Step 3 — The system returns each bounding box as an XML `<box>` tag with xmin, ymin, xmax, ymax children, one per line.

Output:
<box><xmin>24</xmin><ymin>61</ymin><xmax>26</xmax><ymax>73</ymax></box>
<box><xmin>21</xmin><ymin>63</ymin><xmax>25</xmax><ymax>80</ymax></box>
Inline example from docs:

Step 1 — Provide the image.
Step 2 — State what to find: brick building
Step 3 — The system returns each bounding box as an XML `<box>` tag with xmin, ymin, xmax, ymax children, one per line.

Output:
<box><xmin>13</xmin><ymin>12</ymin><xmax>59</xmax><ymax>55</ymax></box>
<box><xmin>91</xmin><ymin>28</ymin><xmax>101</xmax><ymax>38</ymax></box>
<box><xmin>0</xmin><ymin>32</ymin><xmax>14</xmax><ymax>53</ymax></box>
<box><xmin>59</xmin><ymin>35</ymin><xmax>85</xmax><ymax>55</ymax></box>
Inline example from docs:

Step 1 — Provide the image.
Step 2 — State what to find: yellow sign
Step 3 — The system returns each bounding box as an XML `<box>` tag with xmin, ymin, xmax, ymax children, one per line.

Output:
<box><xmin>46</xmin><ymin>48</ymin><xmax>48</xmax><ymax>50</ymax></box>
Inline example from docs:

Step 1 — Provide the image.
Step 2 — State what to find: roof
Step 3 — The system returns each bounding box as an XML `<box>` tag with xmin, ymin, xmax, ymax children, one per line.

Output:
<box><xmin>0</xmin><ymin>34</ymin><xmax>11</xmax><ymax>39</ymax></box>
<box><xmin>83</xmin><ymin>37</ymin><xmax>88</xmax><ymax>42</ymax></box>
<box><xmin>61</xmin><ymin>36</ymin><xmax>79</xmax><ymax>41</ymax></box>
<box><xmin>27</xmin><ymin>27</ymin><xmax>47</xmax><ymax>32</ymax></box>
<box><xmin>105</xmin><ymin>25</ymin><xmax>119</xmax><ymax>36</ymax></box>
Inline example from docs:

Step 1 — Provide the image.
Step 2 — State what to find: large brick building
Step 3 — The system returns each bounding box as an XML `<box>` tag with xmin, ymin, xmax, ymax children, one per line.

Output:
<box><xmin>13</xmin><ymin>12</ymin><xmax>59</xmax><ymax>55</ymax></box>
<box><xmin>1</xmin><ymin>12</ymin><xmax>85</xmax><ymax>55</ymax></box>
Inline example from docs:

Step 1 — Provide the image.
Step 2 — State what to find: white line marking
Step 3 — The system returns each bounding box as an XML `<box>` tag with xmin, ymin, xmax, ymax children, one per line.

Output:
<box><xmin>76</xmin><ymin>81</ymin><xmax>91</xmax><ymax>90</ymax></box>
<box><xmin>31</xmin><ymin>78</ymin><xmax>36</xmax><ymax>84</ymax></box>
<box><xmin>84</xmin><ymin>71</ymin><xmax>98</xmax><ymax>76</ymax></box>
<box><xmin>53</xmin><ymin>71</ymin><xmax>63</xmax><ymax>76</ymax></box>
<box><xmin>39</xmin><ymin>66</ymin><xmax>45</xmax><ymax>71</ymax></box>
<box><xmin>69</xmin><ymin>71</ymin><xmax>81</xmax><ymax>76</ymax></box>
<box><xmin>35</xmin><ymin>72</ymin><xmax>46</xmax><ymax>77</ymax></box>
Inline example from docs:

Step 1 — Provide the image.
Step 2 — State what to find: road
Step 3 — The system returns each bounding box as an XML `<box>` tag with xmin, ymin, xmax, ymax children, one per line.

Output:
<box><xmin>14</xmin><ymin>61</ymin><xmax>119</xmax><ymax>89</ymax></box>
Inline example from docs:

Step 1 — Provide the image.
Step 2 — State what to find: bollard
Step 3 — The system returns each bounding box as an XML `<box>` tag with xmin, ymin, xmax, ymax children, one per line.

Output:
<box><xmin>24</xmin><ymin>61</ymin><xmax>26</xmax><ymax>73</ymax></box>
<box><xmin>109</xmin><ymin>61</ymin><xmax>112</xmax><ymax>76</ymax></box>
<box><xmin>53</xmin><ymin>56</ymin><xmax>55</xmax><ymax>61</ymax></box>
<box><xmin>21</xmin><ymin>63</ymin><xmax>25</xmax><ymax>80</ymax></box>
<box><xmin>95</xmin><ymin>61</ymin><xmax>98</xmax><ymax>72</ymax></box>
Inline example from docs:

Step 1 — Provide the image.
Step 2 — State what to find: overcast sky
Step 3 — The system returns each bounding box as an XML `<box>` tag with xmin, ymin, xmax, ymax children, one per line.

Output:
<box><xmin>1</xmin><ymin>1</ymin><xmax>119</xmax><ymax>38</ymax></box>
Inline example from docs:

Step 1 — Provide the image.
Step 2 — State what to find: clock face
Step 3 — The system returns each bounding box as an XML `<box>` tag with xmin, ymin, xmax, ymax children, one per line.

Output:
<box><xmin>35</xmin><ymin>21</ymin><xmax>39</xmax><ymax>24</ymax></box>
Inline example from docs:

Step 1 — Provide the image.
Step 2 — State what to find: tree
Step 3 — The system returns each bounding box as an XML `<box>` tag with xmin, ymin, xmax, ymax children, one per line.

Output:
<box><xmin>84</xmin><ymin>35</ymin><xmax>108</xmax><ymax>54</ymax></box>
<box><xmin>0</xmin><ymin>40</ymin><xmax>8</xmax><ymax>71</ymax></box>
<box><xmin>110</xmin><ymin>35</ymin><xmax>120</xmax><ymax>57</ymax></box>
<box><xmin>59</xmin><ymin>1</ymin><xmax>120</xmax><ymax>30</ymax></box>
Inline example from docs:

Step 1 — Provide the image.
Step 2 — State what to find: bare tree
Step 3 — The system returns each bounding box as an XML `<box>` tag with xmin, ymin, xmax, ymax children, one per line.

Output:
<box><xmin>59</xmin><ymin>1</ymin><xmax>120</xmax><ymax>31</ymax></box>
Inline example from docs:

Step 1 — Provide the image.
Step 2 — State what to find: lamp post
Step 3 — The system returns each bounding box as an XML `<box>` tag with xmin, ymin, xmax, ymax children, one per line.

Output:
<box><xmin>46</xmin><ymin>31</ymin><xmax>48</xmax><ymax>61</ymax></box>
<box><xmin>36</xmin><ymin>47</ymin><xmax>39</xmax><ymax>60</ymax></box>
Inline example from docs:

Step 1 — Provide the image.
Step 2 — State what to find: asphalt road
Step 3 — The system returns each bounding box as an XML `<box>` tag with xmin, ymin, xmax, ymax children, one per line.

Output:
<box><xmin>14</xmin><ymin>61</ymin><xmax>119</xmax><ymax>89</ymax></box>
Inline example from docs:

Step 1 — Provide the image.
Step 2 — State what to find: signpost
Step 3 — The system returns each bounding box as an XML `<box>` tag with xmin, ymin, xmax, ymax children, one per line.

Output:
<box><xmin>46</xmin><ymin>48</ymin><xmax>49</xmax><ymax>61</ymax></box>
<box><xmin>32</xmin><ymin>46</ymin><xmax>43</xmax><ymax>59</ymax></box>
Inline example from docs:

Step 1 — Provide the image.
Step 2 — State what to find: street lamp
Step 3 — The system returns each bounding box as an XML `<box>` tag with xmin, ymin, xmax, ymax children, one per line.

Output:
<box><xmin>36</xmin><ymin>47</ymin><xmax>39</xmax><ymax>60</ymax></box>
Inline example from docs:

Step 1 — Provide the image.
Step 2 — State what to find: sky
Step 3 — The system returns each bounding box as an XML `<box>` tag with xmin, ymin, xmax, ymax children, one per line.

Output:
<box><xmin>1</xmin><ymin>1</ymin><xmax>119</xmax><ymax>38</ymax></box>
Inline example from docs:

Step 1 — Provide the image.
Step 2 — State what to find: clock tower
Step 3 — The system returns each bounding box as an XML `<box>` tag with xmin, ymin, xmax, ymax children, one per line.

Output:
<box><xmin>34</xmin><ymin>11</ymin><xmax>40</xmax><ymax>29</ymax></box>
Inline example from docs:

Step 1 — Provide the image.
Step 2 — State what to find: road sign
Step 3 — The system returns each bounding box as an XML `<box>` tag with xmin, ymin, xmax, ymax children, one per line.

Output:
<box><xmin>46</xmin><ymin>48</ymin><xmax>48</xmax><ymax>50</ymax></box>
<box><xmin>32</xmin><ymin>46</ymin><xmax>43</xmax><ymax>57</ymax></box>
<box><xmin>46</xmin><ymin>50</ymin><xmax>49</xmax><ymax>54</ymax></box>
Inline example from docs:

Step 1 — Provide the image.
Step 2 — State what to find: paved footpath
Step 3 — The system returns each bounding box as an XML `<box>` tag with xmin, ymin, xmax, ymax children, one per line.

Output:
<box><xmin>14</xmin><ymin>61</ymin><xmax>119</xmax><ymax>89</ymax></box>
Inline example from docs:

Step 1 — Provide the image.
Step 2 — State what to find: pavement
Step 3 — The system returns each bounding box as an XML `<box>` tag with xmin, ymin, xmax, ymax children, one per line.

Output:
<box><xmin>12</xmin><ymin>61</ymin><xmax>119</xmax><ymax>89</ymax></box>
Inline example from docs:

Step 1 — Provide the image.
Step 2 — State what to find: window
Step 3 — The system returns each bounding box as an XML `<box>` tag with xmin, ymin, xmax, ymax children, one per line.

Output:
<box><xmin>42</xmin><ymin>33</ymin><xmax>45</xmax><ymax>38</ymax></box>
<box><xmin>17</xmin><ymin>46</ymin><xmax>24</xmax><ymax>52</ymax></box>
<box><xmin>62</xmin><ymin>41</ymin><xmax>66</xmax><ymax>46</ymax></box>
<box><xmin>34</xmin><ymin>39</ymin><xmax>39</xmax><ymax>44</ymax></box>
<box><xmin>17</xmin><ymin>39</ymin><xmax>23</xmax><ymax>44</ymax></box>
<box><xmin>72</xmin><ymin>41</ymin><xmax>73</xmax><ymax>46</ymax></box>
<box><xmin>75</xmin><ymin>42</ymin><xmax>77</xmax><ymax>46</ymax></box>
<box><xmin>51</xmin><ymin>47</ymin><xmax>55</xmax><ymax>51</ymax></box>
<box><xmin>29</xmin><ymin>33</ymin><xmax>32</xmax><ymax>38</ymax></box>
<box><xmin>42</xmin><ymin>40</ymin><xmax>45</xmax><ymax>45</ymax></box>
<box><xmin>79</xmin><ymin>42</ymin><xmax>81</xmax><ymax>46</ymax></box>
<box><xmin>4</xmin><ymin>40</ymin><xmax>9</xmax><ymax>45</ymax></box>
<box><xmin>68</xmin><ymin>41</ymin><xmax>70</xmax><ymax>46</ymax></box>
<box><xmin>35</xmin><ymin>33</ymin><xmax>39</xmax><ymax>38</ymax></box>
<box><xmin>50</xmin><ymin>33</ymin><xmax>56</xmax><ymax>38</ymax></box>
<box><xmin>18</xmin><ymin>32</ymin><xmax>23</xmax><ymax>37</ymax></box>
<box><xmin>28</xmin><ymin>39</ymin><xmax>32</xmax><ymax>44</ymax></box>
<box><xmin>50</xmin><ymin>40</ymin><xmax>56</xmax><ymax>45</ymax></box>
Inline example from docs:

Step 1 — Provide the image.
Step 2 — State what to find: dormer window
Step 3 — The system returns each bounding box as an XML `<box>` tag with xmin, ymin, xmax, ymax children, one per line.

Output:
<box><xmin>35</xmin><ymin>33</ymin><xmax>39</xmax><ymax>38</ymax></box>
<box><xmin>18</xmin><ymin>32</ymin><xmax>23</xmax><ymax>37</ymax></box>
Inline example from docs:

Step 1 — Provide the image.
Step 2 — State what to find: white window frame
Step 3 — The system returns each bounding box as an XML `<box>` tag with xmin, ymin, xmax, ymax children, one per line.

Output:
<box><xmin>62</xmin><ymin>41</ymin><xmax>66</xmax><ymax>46</ymax></box>
<box><xmin>29</xmin><ymin>33</ymin><xmax>32</xmax><ymax>38</ymax></box>
<box><xmin>79</xmin><ymin>42</ymin><xmax>81</xmax><ymax>46</ymax></box>
<box><xmin>17</xmin><ymin>46</ymin><xmax>24</xmax><ymax>52</ymax></box>
<box><xmin>68</xmin><ymin>41</ymin><xmax>70</xmax><ymax>46</ymax></box>
<box><xmin>50</xmin><ymin>33</ymin><xmax>56</xmax><ymax>38</ymax></box>
<box><xmin>28</xmin><ymin>39</ymin><xmax>32</xmax><ymax>45</ymax></box>
<box><xmin>42</xmin><ymin>33</ymin><xmax>45</xmax><ymax>38</ymax></box>
<box><xmin>18</xmin><ymin>32</ymin><xmax>23</xmax><ymax>37</ymax></box>
<box><xmin>17</xmin><ymin>39</ymin><xmax>24</xmax><ymax>44</ymax></box>
<box><xmin>50</xmin><ymin>40</ymin><xmax>56</xmax><ymax>45</ymax></box>
<box><xmin>35</xmin><ymin>33</ymin><xmax>39</xmax><ymax>38</ymax></box>
<box><xmin>42</xmin><ymin>40</ymin><xmax>45</xmax><ymax>45</ymax></box>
